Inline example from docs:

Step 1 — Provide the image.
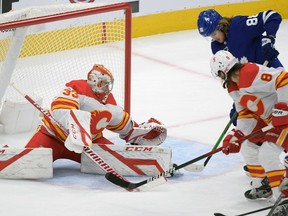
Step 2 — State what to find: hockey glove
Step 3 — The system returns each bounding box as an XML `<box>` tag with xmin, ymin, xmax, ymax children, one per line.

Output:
<box><xmin>122</xmin><ymin>118</ymin><xmax>167</xmax><ymax>146</ymax></box>
<box><xmin>261</xmin><ymin>36</ymin><xmax>279</xmax><ymax>61</ymax></box>
<box><xmin>271</xmin><ymin>102</ymin><xmax>288</xmax><ymax>130</ymax></box>
<box><xmin>222</xmin><ymin>129</ymin><xmax>244</xmax><ymax>155</ymax></box>
<box><xmin>64</xmin><ymin>110</ymin><xmax>92</xmax><ymax>153</ymax></box>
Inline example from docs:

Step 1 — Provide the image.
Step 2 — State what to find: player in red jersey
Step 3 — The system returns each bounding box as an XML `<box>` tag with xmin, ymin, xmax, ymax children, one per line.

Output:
<box><xmin>210</xmin><ymin>50</ymin><xmax>288</xmax><ymax>203</ymax></box>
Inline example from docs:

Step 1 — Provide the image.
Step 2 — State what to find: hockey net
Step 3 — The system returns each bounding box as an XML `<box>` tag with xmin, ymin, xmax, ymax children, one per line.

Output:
<box><xmin>0</xmin><ymin>2</ymin><xmax>131</xmax><ymax>131</ymax></box>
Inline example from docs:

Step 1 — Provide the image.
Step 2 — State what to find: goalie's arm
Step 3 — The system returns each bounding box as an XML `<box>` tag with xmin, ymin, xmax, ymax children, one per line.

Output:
<box><xmin>47</xmin><ymin>86</ymin><xmax>81</xmax><ymax>131</ymax></box>
<box><xmin>104</xmin><ymin>104</ymin><xmax>167</xmax><ymax>146</ymax></box>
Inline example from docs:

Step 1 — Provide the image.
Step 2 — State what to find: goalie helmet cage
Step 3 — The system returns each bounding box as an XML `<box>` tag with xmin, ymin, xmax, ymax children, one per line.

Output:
<box><xmin>0</xmin><ymin>2</ymin><xmax>131</xmax><ymax>116</ymax></box>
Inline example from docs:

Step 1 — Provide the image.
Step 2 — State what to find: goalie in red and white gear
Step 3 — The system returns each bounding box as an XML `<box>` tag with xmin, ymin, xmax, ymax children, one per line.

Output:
<box><xmin>25</xmin><ymin>64</ymin><xmax>167</xmax><ymax>163</ymax></box>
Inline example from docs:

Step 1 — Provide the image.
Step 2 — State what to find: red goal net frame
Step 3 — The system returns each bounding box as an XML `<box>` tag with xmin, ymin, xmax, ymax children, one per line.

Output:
<box><xmin>0</xmin><ymin>2</ymin><xmax>132</xmax><ymax>114</ymax></box>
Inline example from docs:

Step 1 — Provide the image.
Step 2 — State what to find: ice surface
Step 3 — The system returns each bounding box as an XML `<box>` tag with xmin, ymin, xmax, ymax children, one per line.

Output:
<box><xmin>0</xmin><ymin>20</ymin><xmax>288</xmax><ymax>216</ymax></box>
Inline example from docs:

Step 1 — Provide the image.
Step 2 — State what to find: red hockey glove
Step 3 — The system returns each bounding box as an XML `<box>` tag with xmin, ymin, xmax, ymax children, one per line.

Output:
<box><xmin>222</xmin><ymin>129</ymin><xmax>245</xmax><ymax>155</ymax></box>
<box><xmin>272</xmin><ymin>102</ymin><xmax>288</xmax><ymax>130</ymax></box>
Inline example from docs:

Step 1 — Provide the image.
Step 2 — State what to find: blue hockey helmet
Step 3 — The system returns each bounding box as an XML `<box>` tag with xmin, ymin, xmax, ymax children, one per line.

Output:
<box><xmin>197</xmin><ymin>9</ymin><xmax>223</xmax><ymax>37</ymax></box>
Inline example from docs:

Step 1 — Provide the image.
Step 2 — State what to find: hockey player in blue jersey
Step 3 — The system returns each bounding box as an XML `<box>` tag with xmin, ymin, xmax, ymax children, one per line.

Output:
<box><xmin>197</xmin><ymin>9</ymin><xmax>283</xmax><ymax>68</ymax></box>
<box><xmin>197</xmin><ymin>9</ymin><xmax>284</xmax><ymax>125</ymax></box>
<box><xmin>198</xmin><ymin>9</ymin><xmax>286</xmax><ymax>201</ymax></box>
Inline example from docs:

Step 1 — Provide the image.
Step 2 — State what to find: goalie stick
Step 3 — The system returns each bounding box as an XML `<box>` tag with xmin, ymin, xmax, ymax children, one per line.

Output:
<box><xmin>105</xmin><ymin>147</ymin><xmax>223</xmax><ymax>189</ymax></box>
<box><xmin>105</xmin><ymin>124</ymin><xmax>274</xmax><ymax>190</ymax></box>
<box><xmin>184</xmin><ymin>112</ymin><xmax>237</xmax><ymax>172</ymax></box>
<box><xmin>10</xmin><ymin>83</ymin><xmax>136</xmax><ymax>191</ymax></box>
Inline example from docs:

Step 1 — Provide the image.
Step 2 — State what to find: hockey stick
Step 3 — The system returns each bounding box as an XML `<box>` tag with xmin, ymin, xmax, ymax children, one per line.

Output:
<box><xmin>214</xmin><ymin>196</ymin><xmax>285</xmax><ymax>216</ymax></box>
<box><xmin>184</xmin><ymin>112</ymin><xmax>237</xmax><ymax>172</ymax></box>
<box><xmin>106</xmin><ymin>147</ymin><xmax>223</xmax><ymax>189</ymax></box>
<box><xmin>105</xmin><ymin>124</ymin><xmax>273</xmax><ymax>190</ymax></box>
<box><xmin>214</xmin><ymin>206</ymin><xmax>273</xmax><ymax>216</ymax></box>
<box><xmin>267</xmin><ymin>194</ymin><xmax>283</xmax><ymax>216</ymax></box>
<box><xmin>10</xmin><ymin>83</ymin><xmax>136</xmax><ymax>191</ymax></box>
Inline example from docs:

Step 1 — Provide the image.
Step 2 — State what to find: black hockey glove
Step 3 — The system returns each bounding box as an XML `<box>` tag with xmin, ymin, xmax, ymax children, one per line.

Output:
<box><xmin>261</xmin><ymin>36</ymin><xmax>279</xmax><ymax>61</ymax></box>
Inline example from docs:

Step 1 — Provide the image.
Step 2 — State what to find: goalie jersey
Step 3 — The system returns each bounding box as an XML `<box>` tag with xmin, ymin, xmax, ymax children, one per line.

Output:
<box><xmin>42</xmin><ymin>79</ymin><xmax>131</xmax><ymax>143</ymax></box>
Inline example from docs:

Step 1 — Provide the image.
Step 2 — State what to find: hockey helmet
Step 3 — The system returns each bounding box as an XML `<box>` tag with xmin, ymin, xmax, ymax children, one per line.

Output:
<box><xmin>197</xmin><ymin>9</ymin><xmax>223</xmax><ymax>37</ymax></box>
<box><xmin>210</xmin><ymin>50</ymin><xmax>238</xmax><ymax>79</ymax></box>
<box><xmin>87</xmin><ymin>64</ymin><xmax>114</xmax><ymax>101</ymax></box>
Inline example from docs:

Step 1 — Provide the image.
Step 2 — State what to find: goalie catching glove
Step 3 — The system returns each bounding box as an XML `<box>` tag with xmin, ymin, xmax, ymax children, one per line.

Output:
<box><xmin>121</xmin><ymin>118</ymin><xmax>167</xmax><ymax>146</ymax></box>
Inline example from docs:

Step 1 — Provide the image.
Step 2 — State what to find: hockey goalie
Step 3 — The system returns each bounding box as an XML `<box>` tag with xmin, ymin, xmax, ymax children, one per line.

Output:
<box><xmin>10</xmin><ymin>64</ymin><xmax>170</xmax><ymax>178</ymax></box>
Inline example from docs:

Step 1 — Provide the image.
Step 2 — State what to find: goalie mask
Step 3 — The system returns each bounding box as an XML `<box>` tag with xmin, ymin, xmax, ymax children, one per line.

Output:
<box><xmin>210</xmin><ymin>50</ymin><xmax>238</xmax><ymax>80</ymax></box>
<box><xmin>87</xmin><ymin>64</ymin><xmax>114</xmax><ymax>102</ymax></box>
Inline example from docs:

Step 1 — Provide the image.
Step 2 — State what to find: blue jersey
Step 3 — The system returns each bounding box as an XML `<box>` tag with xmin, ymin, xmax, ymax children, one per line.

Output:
<box><xmin>211</xmin><ymin>10</ymin><xmax>283</xmax><ymax>68</ymax></box>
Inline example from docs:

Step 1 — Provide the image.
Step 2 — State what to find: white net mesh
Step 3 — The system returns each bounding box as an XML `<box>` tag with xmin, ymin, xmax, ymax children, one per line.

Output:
<box><xmin>0</xmin><ymin>3</ymin><xmax>131</xmax><ymax>112</ymax></box>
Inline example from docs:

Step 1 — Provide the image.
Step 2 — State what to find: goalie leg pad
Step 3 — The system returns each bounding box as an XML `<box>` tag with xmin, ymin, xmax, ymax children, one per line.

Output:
<box><xmin>0</xmin><ymin>147</ymin><xmax>53</xmax><ymax>179</ymax></box>
<box><xmin>81</xmin><ymin>144</ymin><xmax>172</xmax><ymax>176</ymax></box>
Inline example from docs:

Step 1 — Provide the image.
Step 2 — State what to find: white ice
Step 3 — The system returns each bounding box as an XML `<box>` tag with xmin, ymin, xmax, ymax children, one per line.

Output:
<box><xmin>1</xmin><ymin>20</ymin><xmax>288</xmax><ymax>216</ymax></box>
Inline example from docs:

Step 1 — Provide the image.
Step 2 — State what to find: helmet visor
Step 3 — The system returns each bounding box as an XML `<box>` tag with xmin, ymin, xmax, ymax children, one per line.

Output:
<box><xmin>96</xmin><ymin>77</ymin><xmax>114</xmax><ymax>95</ymax></box>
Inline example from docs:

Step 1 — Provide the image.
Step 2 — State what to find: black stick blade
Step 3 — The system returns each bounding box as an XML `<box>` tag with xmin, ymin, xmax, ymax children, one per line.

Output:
<box><xmin>214</xmin><ymin>213</ymin><xmax>226</xmax><ymax>216</ymax></box>
<box><xmin>105</xmin><ymin>172</ymin><xmax>131</xmax><ymax>189</ymax></box>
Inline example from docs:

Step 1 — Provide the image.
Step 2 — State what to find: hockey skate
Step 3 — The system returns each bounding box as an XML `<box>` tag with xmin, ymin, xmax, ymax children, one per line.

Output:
<box><xmin>271</xmin><ymin>199</ymin><xmax>288</xmax><ymax>216</ymax></box>
<box><xmin>244</xmin><ymin>177</ymin><xmax>272</xmax><ymax>200</ymax></box>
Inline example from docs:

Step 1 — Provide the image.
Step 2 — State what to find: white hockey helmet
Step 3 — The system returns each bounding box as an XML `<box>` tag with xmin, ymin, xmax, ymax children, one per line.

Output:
<box><xmin>210</xmin><ymin>50</ymin><xmax>238</xmax><ymax>80</ymax></box>
<box><xmin>87</xmin><ymin>64</ymin><xmax>114</xmax><ymax>101</ymax></box>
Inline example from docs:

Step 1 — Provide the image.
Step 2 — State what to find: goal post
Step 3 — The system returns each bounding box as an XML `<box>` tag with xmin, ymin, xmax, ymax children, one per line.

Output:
<box><xmin>0</xmin><ymin>3</ymin><xmax>131</xmax><ymax>133</ymax></box>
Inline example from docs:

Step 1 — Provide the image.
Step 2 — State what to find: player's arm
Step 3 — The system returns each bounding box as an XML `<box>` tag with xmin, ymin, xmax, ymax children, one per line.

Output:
<box><xmin>260</xmin><ymin>10</ymin><xmax>282</xmax><ymax>37</ymax></box>
<box><xmin>258</xmin><ymin>10</ymin><xmax>282</xmax><ymax>62</ymax></box>
<box><xmin>222</xmin><ymin>87</ymin><xmax>264</xmax><ymax>154</ymax></box>
<box><xmin>222</xmin><ymin>110</ymin><xmax>265</xmax><ymax>155</ymax></box>
<box><xmin>270</xmin><ymin>71</ymin><xmax>288</xmax><ymax>130</ymax></box>
<box><xmin>50</xmin><ymin>87</ymin><xmax>80</xmax><ymax>128</ymax></box>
